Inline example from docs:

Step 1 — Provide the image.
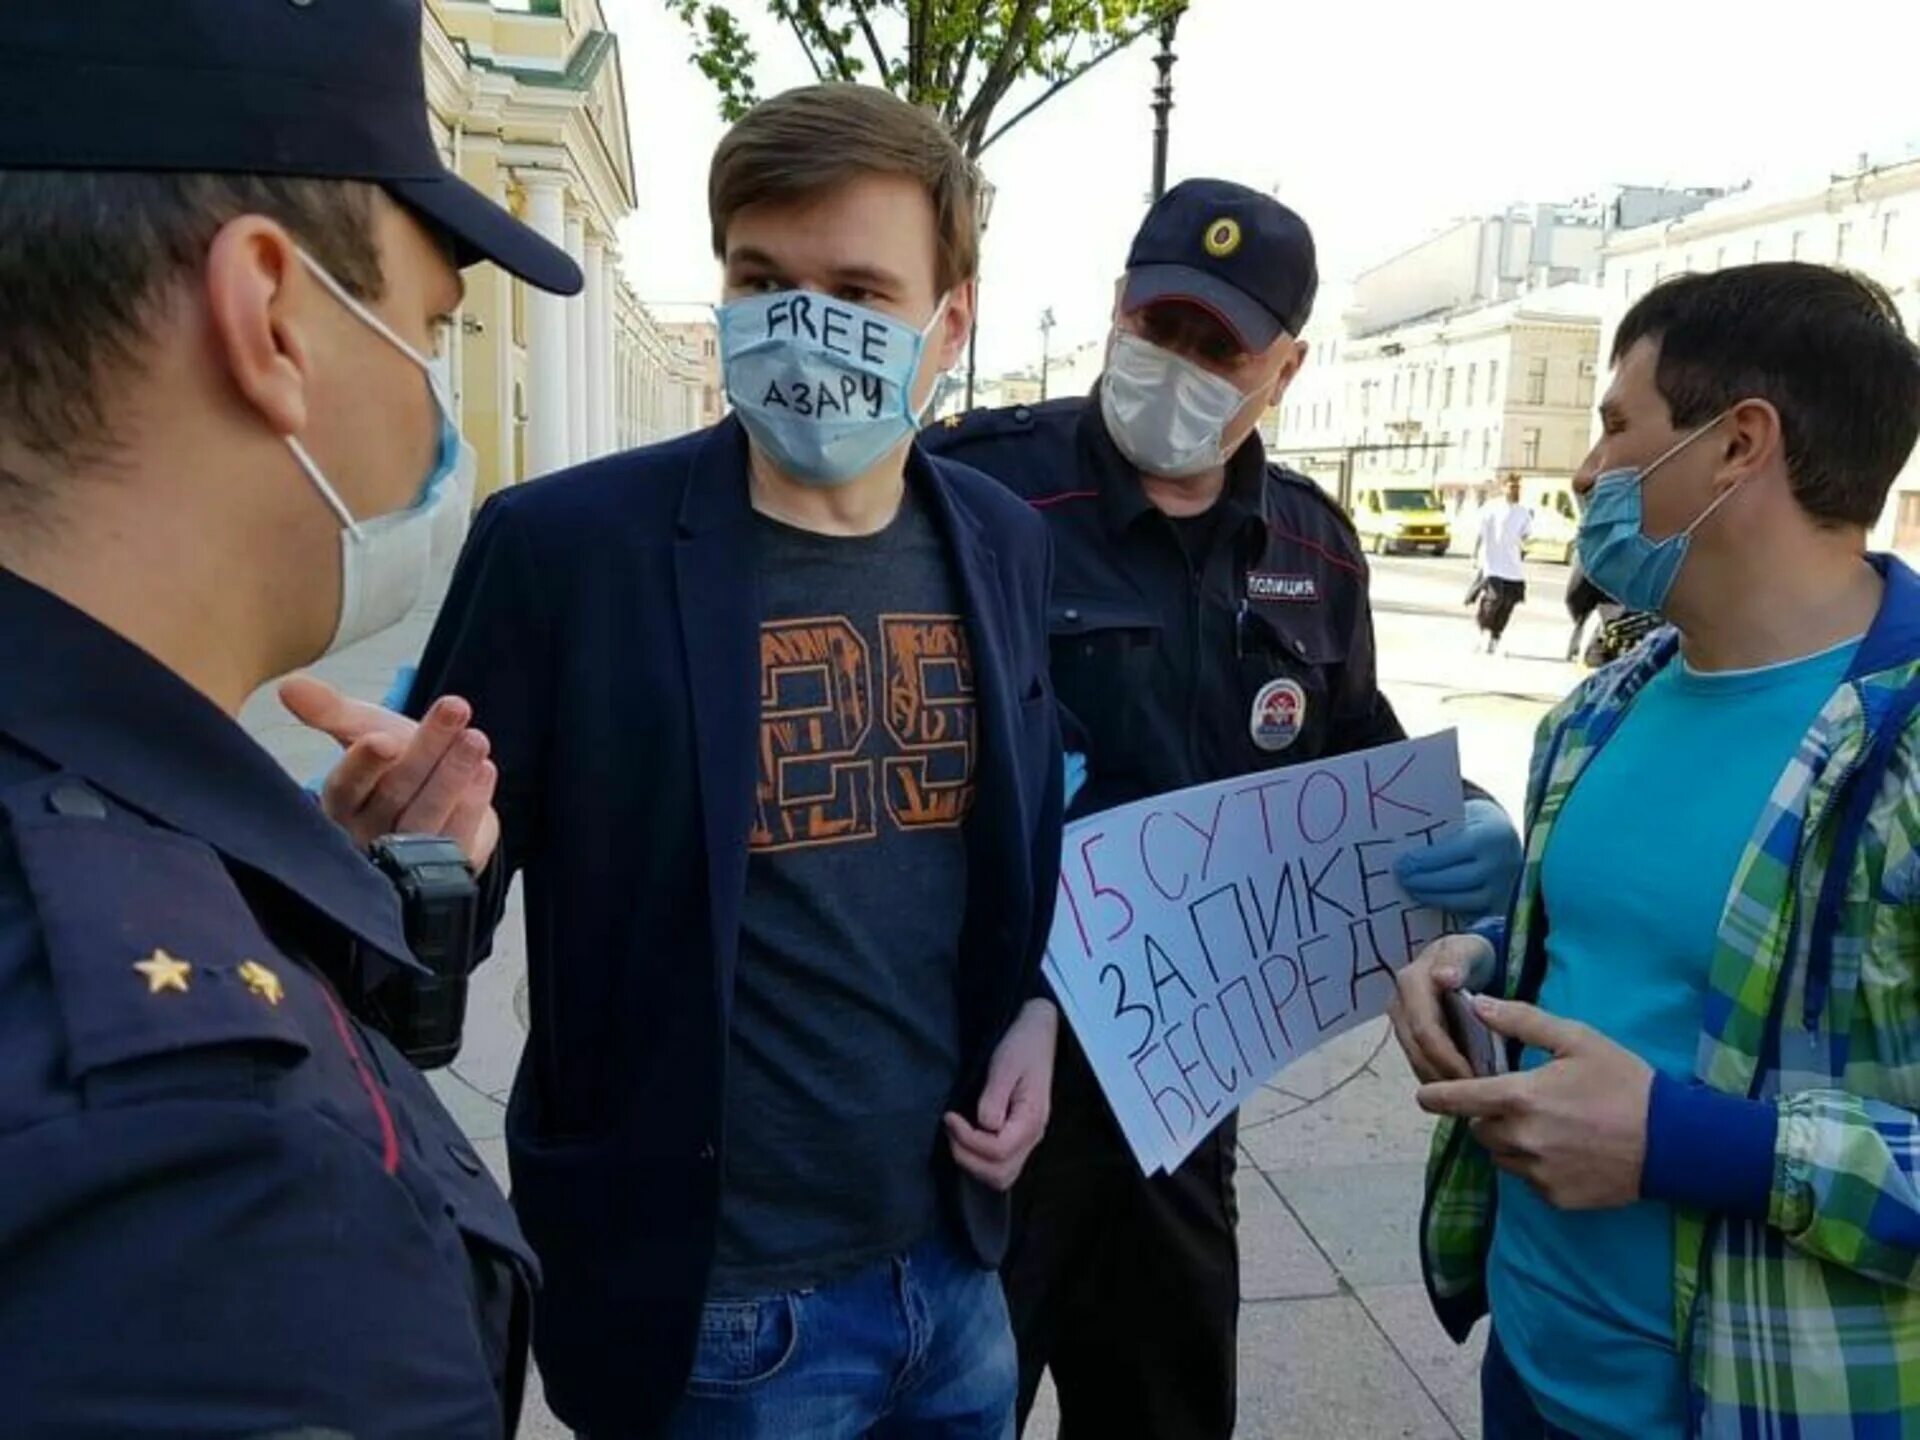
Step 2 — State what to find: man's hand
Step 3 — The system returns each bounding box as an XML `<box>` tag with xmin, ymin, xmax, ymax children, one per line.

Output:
<box><xmin>1416</xmin><ymin>997</ymin><xmax>1653</xmax><ymax>1211</ymax></box>
<box><xmin>280</xmin><ymin>675</ymin><xmax>500</xmax><ymax>870</ymax></box>
<box><xmin>945</xmin><ymin>998</ymin><xmax>1058</xmax><ymax>1192</ymax></box>
<box><xmin>1388</xmin><ymin>932</ymin><xmax>1495</xmax><ymax>1083</ymax></box>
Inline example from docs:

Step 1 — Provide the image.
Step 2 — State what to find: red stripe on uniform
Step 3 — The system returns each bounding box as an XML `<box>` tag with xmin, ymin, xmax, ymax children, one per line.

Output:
<box><xmin>1029</xmin><ymin>490</ymin><xmax>1101</xmax><ymax>510</ymax></box>
<box><xmin>317</xmin><ymin>981</ymin><xmax>401</xmax><ymax>1176</ymax></box>
<box><xmin>1268</xmin><ymin>522</ymin><xmax>1364</xmax><ymax>578</ymax></box>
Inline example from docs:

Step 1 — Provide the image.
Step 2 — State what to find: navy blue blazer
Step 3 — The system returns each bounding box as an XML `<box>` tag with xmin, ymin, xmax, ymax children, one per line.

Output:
<box><xmin>408</xmin><ymin>417</ymin><xmax>1064</xmax><ymax>1435</ymax></box>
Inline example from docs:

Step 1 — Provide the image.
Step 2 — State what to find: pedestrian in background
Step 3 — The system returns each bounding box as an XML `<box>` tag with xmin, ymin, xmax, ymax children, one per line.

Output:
<box><xmin>0</xmin><ymin>1</ymin><xmax>581</xmax><ymax>1434</ymax></box>
<box><xmin>1473</xmin><ymin>473</ymin><xmax>1533</xmax><ymax>653</ymax></box>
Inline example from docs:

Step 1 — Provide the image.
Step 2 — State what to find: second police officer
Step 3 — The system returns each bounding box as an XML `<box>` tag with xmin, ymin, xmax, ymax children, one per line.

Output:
<box><xmin>925</xmin><ymin>179</ymin><xmax>1523</xmax><ymax>1440</ymax></box>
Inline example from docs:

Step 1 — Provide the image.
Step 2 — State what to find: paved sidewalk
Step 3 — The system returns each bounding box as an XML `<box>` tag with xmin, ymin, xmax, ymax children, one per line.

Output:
<box><xmin>242</xmin><ymin>573</ymin><xmax>1558</xmax><ymax>1439</ymax></box>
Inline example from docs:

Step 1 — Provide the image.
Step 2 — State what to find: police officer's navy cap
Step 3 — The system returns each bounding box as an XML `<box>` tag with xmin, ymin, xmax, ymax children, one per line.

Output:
<box><xmin>0</xmin><ymin>0</ymin><xmax>582</xmax><ymax>296</ymax></box>
<box><xmin>1122</xmin><ymin>179</ymin><xmax>1317</xmax><ymax>351</ymax></box>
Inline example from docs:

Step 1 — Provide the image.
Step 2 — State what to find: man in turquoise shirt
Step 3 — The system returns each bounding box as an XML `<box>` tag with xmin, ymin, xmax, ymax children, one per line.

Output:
<box><xmin>1386</xmin><ymin>263</ymin><xmax>1920</xmax><ymax>1439</ymax></box>
<box><xmin>1489</xmin><ymin>635</ymin><xmax>1859</xmax><ymax>1438</ymax></box>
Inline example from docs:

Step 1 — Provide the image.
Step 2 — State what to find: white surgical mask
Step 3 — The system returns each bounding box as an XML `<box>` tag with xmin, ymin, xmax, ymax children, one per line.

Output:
<box><xmin>1100</xmin><ymin>331</ymin><xmax>1252</xmax><ymax>478</ymax></box>
<box><xmin>284</xmin><ymin>250</ymin><xmax>476</xmax><ymax>657</ymax></box>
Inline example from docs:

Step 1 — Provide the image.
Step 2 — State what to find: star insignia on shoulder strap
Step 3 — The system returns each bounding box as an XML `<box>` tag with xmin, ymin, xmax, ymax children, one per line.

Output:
<box><xmin>237</xmin><ymin>960</ymin><xmax>286</xmax><ymax>1007</ymax></box>
<box><xmin>133</xmin><ymin>948</ymin><xmax>193</xmax><ymax>995</ymax></box>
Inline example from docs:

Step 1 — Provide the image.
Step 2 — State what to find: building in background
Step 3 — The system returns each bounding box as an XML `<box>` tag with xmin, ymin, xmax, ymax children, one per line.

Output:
<box><xmin>659</xmin><ymin>315</ymin><xmax>727</xmax><ymax>430</ymax></box>
<box><xmin>1276</xmin><ymin>284</ymin><xmax>1603</xmax><ymax>510</ymax></box>
<box><xmin>423</xmin><ymin>0</ymin><xmax>703</xmax><ymax>499</ymax></box>
<box><xmin>933</xmin><ymin>338</ymin><xmax>1106</xmax><ymax>420</ymax></box>
<box><xmin>1269</xmin><ymin>188</ymin><xmax>1720</xmax><ymax>516</ymax></box>
<box><xmin>1346</xmin><ymin>205</ymin><xmax>1605</xmax><ymax>338</ymax></box>
<box><xmin>1344</xmin><ymin>187</ymin><xmax>1721</xmax><ymax>338</ymax></box>
<box><xmin>1600</xmin><ymin>150</ymin><xmax>1920</xmax><ymax>552</ymax></box>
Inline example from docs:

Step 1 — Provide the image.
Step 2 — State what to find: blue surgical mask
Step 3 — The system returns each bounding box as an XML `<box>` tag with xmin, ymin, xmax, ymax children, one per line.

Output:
<box><xmin>717</xmin><ymin>289</ymin><xmax>949</xmax><ymax>486</ymax></box>
<box><xmin>1578</xmin><ymin>410</ymin><xmax>1737</xmax><ymax>613</ymax></box>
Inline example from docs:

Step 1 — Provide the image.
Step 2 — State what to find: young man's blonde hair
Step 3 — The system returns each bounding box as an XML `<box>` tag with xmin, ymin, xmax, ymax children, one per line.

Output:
<box><xmin>709</xmin><ymin>84</ymin><xmax>980</xmax><ymax>293</ymax></box>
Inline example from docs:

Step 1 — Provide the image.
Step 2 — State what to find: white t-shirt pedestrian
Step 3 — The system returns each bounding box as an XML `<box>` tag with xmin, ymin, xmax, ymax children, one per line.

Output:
<box><xmin>1478</xmin><ymin>499</ymin><xmax>1533</xmax><ymax>582</ymax></box>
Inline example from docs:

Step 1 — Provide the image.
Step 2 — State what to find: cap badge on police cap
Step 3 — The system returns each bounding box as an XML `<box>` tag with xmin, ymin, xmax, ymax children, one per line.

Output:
<box><xmin>1204</xmin><ymin>218</ymin><xmax>1243</xmax><ymax>258</ymax></box>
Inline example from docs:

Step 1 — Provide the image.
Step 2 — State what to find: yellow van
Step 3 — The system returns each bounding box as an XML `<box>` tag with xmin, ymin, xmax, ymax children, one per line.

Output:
<box><xmin>1351</xmin><ymin>484</ymin><xmax>1451</xmax><ymax>556</ymax></box>
<box><xmin>1520</xmin><ymin>478</ymin><xmax>1580</xmax><ymax>565</ymax></box>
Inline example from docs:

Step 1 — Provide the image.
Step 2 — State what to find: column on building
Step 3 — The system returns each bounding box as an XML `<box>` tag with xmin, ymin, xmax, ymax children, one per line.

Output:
<box><xmin>610</xmin><ymin>340</ymin><xmax>622</xmax><ymax>451</ymax></box>
<box><xmin>583</xmin><ymin>233</ymin><xmax>610</xmax><ymax>459</ymax></box>
<box><xmin>628</xmin><ymin>336</ymin><xmax>641</xmax><ymax>446</ymax></box>
<box><xmin>520</xmin><ymin>170</ymin><xmax>571</xmax><ymax>478</ymax></box>
<box><xmin>565</xmin><ymin>212</ymin><xmax>589</xmax><ymax>465</ymax></box>
<box><xmin>597</xmin><ymin>254</ymin><xmax>619</xmax><ymax>452</ymax></box>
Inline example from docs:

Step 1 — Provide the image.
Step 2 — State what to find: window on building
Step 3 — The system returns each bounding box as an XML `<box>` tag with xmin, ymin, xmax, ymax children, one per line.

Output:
<box><xmin>1621</xmin><ymin>267</ymin><xmax>1633</xmax><ymax>298</ymax></box>
<box><xmin>1897</xmin><ymin>492</ymin><xmax>1920</xmax><ymax>553</ymax></box>
<box><xmin>1522</xmin><ymin>427</ymin><xmax>1542</xmax><ymax>468</ymax></box>
<box><xmin>1715</xmin><ymin>246</ymin><xmax>1728</xmax><ymax>270</ymax></box>
<box><xmin>1488</xmin><ymin>360</ymin><xmax>1500</xmax><ymax>404</ymax></box>
<box><xmin>1481</xmin><ymin>430</ymin><xmax>1492</xmax><ymax>466</ymax></box>
<box><xmin>1525</xmin><ymin>356</ymin><xmax>1548</xmax><ymax>405</ymax></box>
<box><xmin>1752</xmin><ymin>238</ymin><xmax>1764</xmax><ymax>263</ymax></box>
<box><xmin>1791</xmin><ymin>230</ymin><xmax>1806</xmax><ymax>260</ymax></box>
<box><xmin>1425</xmin><ymin>368</ymin><xmax>1436</xmax><ymax>407</ymax></box>
<box><xmin>1883</xmin><ymin>212</ymin><xmax>1900</xmax><ymax>254</ymax></box>
<box><xmin>1653</xmin><ymin>261</ymin><xmax>1664</xmax><ymax>283</ymax></box>
<box><xmin>1443</xmin><ymin>367</ymin><xmax>1456</xmax><ymax>407</ymax></box>
<box><xmin>1467</xmin><ymin>363</ymin><xmax>1478</xmax><ymax>405</ymax></box>
<box><xmin>1837</xmin><ymin>222</ymin><xmax>1853</xmax><ymax>263</ymax></box>
<box><xmin>1390</xmin><ymin>373</ymin><xmax>1399</xmax><ymax>410</ymax></box>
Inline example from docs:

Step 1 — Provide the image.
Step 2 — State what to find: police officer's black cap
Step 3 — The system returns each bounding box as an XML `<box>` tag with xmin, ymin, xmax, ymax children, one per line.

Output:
<box><xmin>1122</xmin><ymin>179</ymin><xmax>1317</xmax><ymax>351</ymax></box>
<box><xmin>0</xmin><ymin>0</ymin><xmax>583</xmax><ymax>297</ymax></box>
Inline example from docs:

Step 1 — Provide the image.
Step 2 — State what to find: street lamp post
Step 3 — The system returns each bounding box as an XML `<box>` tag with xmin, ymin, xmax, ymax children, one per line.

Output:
<box><xmin>1038</xmin><ymin>307</ymin><xmax>1056</xmax><ymax>402</ymax></box>
<box><xmin>1151</xmin><ymin>7</ymin><xmax>1184</xmax><ymax>202</ymax></box>
<box><xmin>963</xmin><ymin>176</ymin><xmax>998</xmax><ymax>412</ymax></box>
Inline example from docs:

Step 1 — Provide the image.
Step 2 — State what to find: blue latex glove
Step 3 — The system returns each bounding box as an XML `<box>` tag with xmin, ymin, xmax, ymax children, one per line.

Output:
<box><xmin>1063</xmin><ymin>751</ymin><xmax>1088</xmax><ymax>809</ymax></box>
<box><xmin>1394</xmin><ymin>797</ymin><xmax>1523</xmax><ymax>921</ymax></box>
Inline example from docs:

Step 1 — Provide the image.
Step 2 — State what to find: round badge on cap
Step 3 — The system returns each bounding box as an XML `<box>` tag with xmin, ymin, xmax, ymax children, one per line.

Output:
<box><xmin>1250</xmin><ymin>678</ymin><xmax>1307</xmax><ymax>753</ymax></box>
<box><xmin>1204</xmin><ymin>217</ymin><xmax>1243</xmax><ymax>258</ymax></box>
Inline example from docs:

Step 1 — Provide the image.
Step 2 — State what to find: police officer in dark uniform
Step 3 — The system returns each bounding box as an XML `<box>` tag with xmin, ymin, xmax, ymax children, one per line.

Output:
<box><xmin>0</xmin><ymin>4</ymin><xmax>582</xmax><ymax>1435</ymax></box>
<box><xmin>925</xmin><ymin>180</ymin><xmax>1521</xmax><ymax>1439</ymax></box>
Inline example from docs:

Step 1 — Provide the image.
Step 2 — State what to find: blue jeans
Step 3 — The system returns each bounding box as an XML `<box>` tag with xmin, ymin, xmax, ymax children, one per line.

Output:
<box><xmin>1481</xmin><ymin>1331</ymin><xmax>1579</xmax><ymax>1440</ymax></box>
<box><xmin>649</xmin><ymin>1236</ymin><xmax>1016</xmax><ymax>1439</ymax></box>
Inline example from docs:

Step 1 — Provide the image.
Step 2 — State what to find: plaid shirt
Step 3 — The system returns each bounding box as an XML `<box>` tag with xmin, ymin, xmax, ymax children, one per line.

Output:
<box><xmin>1421</xmin><ymin>557</ymin><xmax>1920</xmax><ymax>1438</ymax></box>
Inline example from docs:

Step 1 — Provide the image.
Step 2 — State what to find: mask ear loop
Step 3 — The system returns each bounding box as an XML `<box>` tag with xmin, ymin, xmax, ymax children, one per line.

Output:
<box><xmin>285</xmin><ymin>248</ymin><xmax>450</xmax><ymax>544</ymax></box>
<box><xmin>1642</xmin><ymin>406</ymin><xmax>1735</xmax><ymax>481</ymax></box>
<box><xmin>286</xmin><ymin>436</ymin><xmax>365</xmax><ymax>543</ymax></box>
<box><xmin>909</xmin><ymin>291</ymin><xmax>956</xmax><ymax>423</ymax></box>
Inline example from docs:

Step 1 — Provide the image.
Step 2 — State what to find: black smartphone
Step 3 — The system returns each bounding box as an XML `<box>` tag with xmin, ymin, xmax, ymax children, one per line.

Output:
<box><xmin>1442</xmin><ymin>990</ymin><xmax>1506</xmax><ymax>1078</ymax></box>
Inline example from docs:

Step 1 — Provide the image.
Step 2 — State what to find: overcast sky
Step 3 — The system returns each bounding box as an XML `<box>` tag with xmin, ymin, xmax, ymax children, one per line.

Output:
<box><xmin>600</xmin><ymin>0</ymin><xmax>1920</xmax><ymax>376</ymax></box>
